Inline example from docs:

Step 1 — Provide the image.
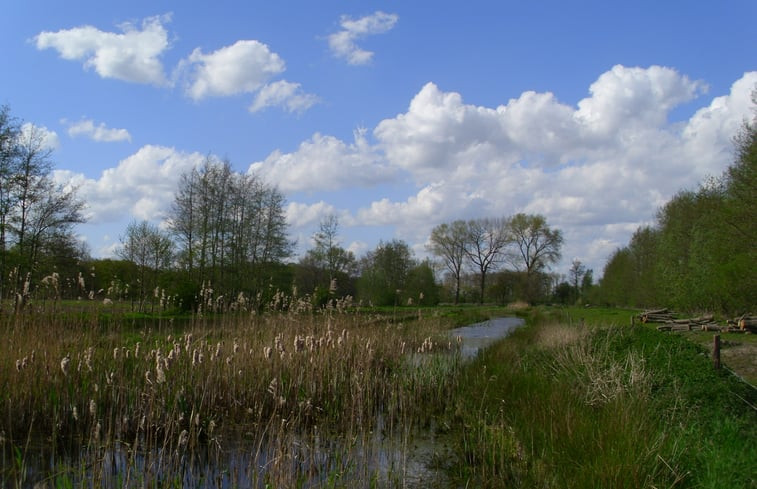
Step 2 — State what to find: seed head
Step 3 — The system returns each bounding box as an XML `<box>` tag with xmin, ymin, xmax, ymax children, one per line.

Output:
<box><xmin>60</xmin><ymin>355</ymin><xmax>71</xmax><ymax>376</ymax></box>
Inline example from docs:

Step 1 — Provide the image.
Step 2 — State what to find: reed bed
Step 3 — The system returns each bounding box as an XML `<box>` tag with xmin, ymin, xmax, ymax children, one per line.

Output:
<box><xmin>0</xmin><ymin>299</ymin><xmax>461</xmax><ymax>487</ymax></box>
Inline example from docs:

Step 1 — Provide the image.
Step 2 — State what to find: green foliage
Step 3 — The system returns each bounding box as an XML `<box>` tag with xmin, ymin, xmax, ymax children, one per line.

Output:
<box><xmin>443</xmin><ymin>311</ymin><xmax>756</xmax><ymax>488</ymax></box>
<box><xmin>357</xmin><ymin>239</ymin><xmax>416</xmax><ymax>306</ymax></box>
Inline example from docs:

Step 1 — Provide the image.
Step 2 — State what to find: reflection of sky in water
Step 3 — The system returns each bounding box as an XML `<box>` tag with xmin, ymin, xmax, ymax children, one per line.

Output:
<box><xmin>450</xmin><ymin>317</ymin><xmax>524</xmax><ymax>359</ymax></box>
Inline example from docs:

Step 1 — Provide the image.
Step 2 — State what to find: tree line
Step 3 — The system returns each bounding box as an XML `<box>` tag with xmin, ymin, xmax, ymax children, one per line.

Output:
<box><xmin>1</xmin><ymin>104</ymin><xmax>573</xmax><ymax>311</ymax></box>
<box><xmin>428</xmin><ymin>214</ymin><xmax>564</xmax><ymax>304</ymax></box>
<box><xmin>595</xmin><ymin>117</ymin><xmax>756</xmax><ymax>314</ymax></box>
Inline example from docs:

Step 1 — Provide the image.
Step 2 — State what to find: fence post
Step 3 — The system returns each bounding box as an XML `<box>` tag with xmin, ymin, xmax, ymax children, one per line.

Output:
<box><xmin>713</xmin><ymin>334</ymin><xmax>721</xmax><ymax>369</ymax></box>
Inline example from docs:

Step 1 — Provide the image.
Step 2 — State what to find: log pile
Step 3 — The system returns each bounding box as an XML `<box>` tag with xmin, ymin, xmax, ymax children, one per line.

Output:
<box><xmin>728</xmin><ymin>315</ymin><xmax>757</xmax><ymax>333</ymax></box>
<box><xmin>639</xmin><ymin>309</ymin><xmax>754</xmax><ymax>334</ymax></box>
<box><xmin>639</xmin><ymin>308</ymin><xmax>675</xmax><ymax>323</ymax></box>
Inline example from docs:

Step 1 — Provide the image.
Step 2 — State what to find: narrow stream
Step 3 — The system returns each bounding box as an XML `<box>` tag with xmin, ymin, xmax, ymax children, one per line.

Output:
<box><xmin>450</xmin><ymin>316</ymin><xmax>525</xmax><ymax>360</ymax></box>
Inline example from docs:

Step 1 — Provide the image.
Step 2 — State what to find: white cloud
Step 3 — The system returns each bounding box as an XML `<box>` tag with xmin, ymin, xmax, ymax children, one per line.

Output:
<box><xmin>249</xmin><ymin>128</ymin><xmax>395</xmax><ymax>192</ymax></box>
<box><xmin>19</xmin><ymin>123</ymin><xmax>60</xmax><ymax>150</ymax></box>
<box><xmin>250</xmin><ymin>80</ymin><xmax>319</xmax><ymax>113</ymax></box>
<box><xmin>53</xmin><ymin>145</ymin><xmax>205</xmax><ymax>224</ymax></box>
<box><xmin>34</xmin><ymin>14</ymin><xmax>171</xmax><ymax>85</ymax></box>
<box><xmin>286</xmin><ymin>201</ymin><xmax>340</xmax><ymax>229</ymax></box>
<box><xmin>328</xmin><ymin>11</ymin><xmax>398</xmax><ymax>65</ymax></box>
<box><xmin>65</xmin><ymin>119</ymin><xmax>131</xmax><ymax>142</ymax></box>
<box><xmin>180</xmin><ymin>40</ymin><xmax>285</xmax><ymax>100</ymax></box>
<box><xmin>575</xmin><ymin>65</ymin><xmax>707</xmax><ymax>135</ymax></box>
<box><xmin>354</xmin><ymin>68</ymin><xmax>754</xmax><ymax>274</ymax></box>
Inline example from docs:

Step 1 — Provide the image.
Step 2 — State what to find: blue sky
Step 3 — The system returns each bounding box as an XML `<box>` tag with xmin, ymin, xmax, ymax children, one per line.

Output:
<box><xmin>1</xmin><ymin>1</ymin><xmax>755</xmax><ymax>278</ymax></box>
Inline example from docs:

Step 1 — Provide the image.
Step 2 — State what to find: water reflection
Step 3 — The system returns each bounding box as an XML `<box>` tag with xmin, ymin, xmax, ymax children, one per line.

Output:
<box><xmin>449</xmin><ymin>317</ymin><xmax>525</xmax><ymax>359</ymax></box>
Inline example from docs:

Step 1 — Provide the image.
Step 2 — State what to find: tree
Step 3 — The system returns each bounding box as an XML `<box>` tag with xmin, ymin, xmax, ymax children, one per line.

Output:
<box><xmin>300</xmin><ymin>214</ymin><xmax>357</xmax><ymax>303</ymax></box>
<box><xmin>568</xmin><ymin>259</ymin><xmax>586</xmax><ymax>304</ymax></box>
<box><xmin>464</xmin><ymin>217</ymin><xmax>508</xmax><ymax>304</ymax></box>
<box><xmin>168</xmin><ymin>157</ymin><xmax>292</xmax><ymax>301</ymax></box>
<box><xmin>0</xmin><ymin>110</ymin><xmax>85</xmax><ymax>303</ymax></box>
<box><xmin>505</xmin><ymin>213</ymin><xmax>563</xmax><ymax>303</ymax></box>
<box><xmin>404</xmin><ymin>260</ymin><xmax>440</xmax><ymax>306</ymax></box>
<box><xmin>117</xmin><ymin>220</ymin><xmax>174</xmax><ymax>312</ymax></box>
<box><xmin>428</xmin><ymin>220</ymin><xmax>468</xmax><ymax>304</ymax></box>
<box><xmin>357</xmin><ymin>240</ymin><xmax>415</xmax><ymax>306</ymax></box>
<box><xmin>0</xmin><ymin>105</ymin><xmax>20</xmax><ymax>300</ymax></box>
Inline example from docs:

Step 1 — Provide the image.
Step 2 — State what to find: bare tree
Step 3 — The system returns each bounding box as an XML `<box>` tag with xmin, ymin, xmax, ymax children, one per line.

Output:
<box><xmin>428</xmin><ymin>220</ymin><xmax>468</xmax><ymax>304</ymax></box>
<box><xmin>569</xmin><ymin>259</ymin><xmax>586</xmax><ymax>304</ymax></box>
<box><xmin>464</xmin><ymin>217</ymin><xmax>509</xmax><ymax>304</ymax></box>
<box><xmin>506</xmin><ymin>213</ymin><xmax>564</xmax><ymax>303</ymax></box>
<box><xmin>118</xmin><ymin>220</ymin><xmax>174</xmax><ymax>312</ymax></box>
<box><xmin>168</xmin><ymin>157</ymin><xmax>292</xmax><ymax>299</ymax></box>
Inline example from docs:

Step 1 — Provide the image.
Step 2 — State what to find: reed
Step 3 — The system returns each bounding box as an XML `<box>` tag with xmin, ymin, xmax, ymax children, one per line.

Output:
<box><xmin>0</xmin><ymin>296</ymin><xmax>461</xmax><ymax>487</ymax></box>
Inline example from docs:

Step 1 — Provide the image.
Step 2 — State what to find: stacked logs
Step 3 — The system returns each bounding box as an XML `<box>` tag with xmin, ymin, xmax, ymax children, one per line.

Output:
<box><xmin>728</xmin><ymin>314</ymin><xmax>757</xmax><ymax>333</ymax></box>
<box><xmin>638</xmin><ymin>309</ymin><xmax>754</xmax><ymax>334</ymax></box>
<box><xmin>639</xmin><ymin>308</ymin><xmax>675</xmax><ymax>323</ymax></box>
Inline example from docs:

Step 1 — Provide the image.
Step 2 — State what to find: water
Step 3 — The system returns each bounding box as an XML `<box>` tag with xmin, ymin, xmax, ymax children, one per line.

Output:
<box><xmin>450</xmin><ymin>317</ymin><xmax>525</xmax><ymax>360</ymax></box>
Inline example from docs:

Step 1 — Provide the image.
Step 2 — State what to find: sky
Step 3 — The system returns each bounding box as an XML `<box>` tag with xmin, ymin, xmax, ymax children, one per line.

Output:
<box><xmin>1</xmin><ymin>1</ymin><xmax>755</xmax><ymax>280</ymax></box>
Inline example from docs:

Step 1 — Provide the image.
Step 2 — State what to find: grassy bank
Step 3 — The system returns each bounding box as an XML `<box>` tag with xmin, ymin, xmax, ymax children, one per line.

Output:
<box><xmin>442</xmin><ymin>306</ymin><xmax>757</xmax><ymax>488</ymax></box>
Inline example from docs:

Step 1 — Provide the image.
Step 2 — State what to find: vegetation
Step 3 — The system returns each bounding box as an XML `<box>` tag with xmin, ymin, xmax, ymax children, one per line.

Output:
<box><xmin>428</xmin><ymin>214</ymin><xmax>563</xmax><ymax>305</ymax></box>
<box><xmin>442</xmin><ymin>306</ymin><xmax>757</xmax><ymax>488</ymax></box>
<box><xmin>0</xmin><ymin>298</ymin><xmax>462</xmax><ymax>487</ymax></box>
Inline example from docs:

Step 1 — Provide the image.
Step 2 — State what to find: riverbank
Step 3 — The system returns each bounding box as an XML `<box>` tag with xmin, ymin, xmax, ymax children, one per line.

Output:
<box><xmin>438</xmin><ymin>307</ymin><xmax>757</xmax><ymax>488</ymax></box>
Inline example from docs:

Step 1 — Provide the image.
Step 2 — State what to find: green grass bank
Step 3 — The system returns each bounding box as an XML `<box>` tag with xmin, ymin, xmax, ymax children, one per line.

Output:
<box><xmin>440</xmin><ymin>306</ymin><xmax>757</xmax><ymax>488</ymax></box>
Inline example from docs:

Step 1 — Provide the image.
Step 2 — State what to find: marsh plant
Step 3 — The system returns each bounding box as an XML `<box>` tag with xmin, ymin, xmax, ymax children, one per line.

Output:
<box><xmin>0</xmin><ymin>290</ymin><xmax>461</xmax><ymax>487</ymax></box>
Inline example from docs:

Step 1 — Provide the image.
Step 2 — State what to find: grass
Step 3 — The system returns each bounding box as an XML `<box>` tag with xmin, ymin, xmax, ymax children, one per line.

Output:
<box><xmin>441</xmin><ymin>306</ymin><xmax>757</xmax><ymax>488</ymax></box>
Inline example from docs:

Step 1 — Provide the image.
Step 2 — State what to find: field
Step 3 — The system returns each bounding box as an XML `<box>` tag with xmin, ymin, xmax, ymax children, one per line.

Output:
<box><xmin>1</xmin><ymin>301</ymin><xmax>755</xmax><ymax>487</ymax></box>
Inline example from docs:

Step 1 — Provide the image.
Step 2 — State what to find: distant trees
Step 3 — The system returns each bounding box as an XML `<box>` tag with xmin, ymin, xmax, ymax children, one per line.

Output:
<box><xmin>297</xmin><ymin>215</ymin><xmax>357</xmax><ymax>305</ymax></box>
<box><xmin>505</xmin><ymin>213</ymin><xmax>564</xmax><ymax>303</ymax></box>
<box><xmin>357</xmin><ymin>239</ymin><xmax>438</xmax><ymax>307</ymax></box>
<box><xmin>117</xmin><ymin>220</ymin><xmax>174</xmax><ymax>312</ymax></box>
<box><xmin>167</xmin><ymin>156</ymin><xmax>292</xmax><ymax>306</ymax></box>
<box><xmin>428</xmin><ymin>214</ymin><xmax>563</xmax><ymax>304</ymax></box>
<box><xmin>427</xmin><ymin>220</ymin><xmax>467</xmax><ymax>304</ymax></box>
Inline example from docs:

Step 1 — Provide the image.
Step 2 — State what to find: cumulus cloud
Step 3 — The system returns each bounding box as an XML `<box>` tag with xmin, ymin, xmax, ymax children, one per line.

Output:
<box><xmin>180</xmin><ymin>40</ymin><xmax>285</xmax><ymax>100</ymax></box>
<box><xmin>65</xmin><ymin>118</ymin><xmax>131</xmax><ymax>142</ymax></box>
<box><xmin>34</xmin><ymin>14</ymin><xmax>171</xmax><ymax>85</ymax></box>
<box><xmin>328</xmin><ymin>11</ymin><xmax>398</xmax><ymax>65</ymax></box>
<box><xmin>249</xmin><ymin>128</ymin><xmax>395</xmax><ymax>192</ymax></box>
<box><xmin>303</xmin><ymin>67</ymin><xmax>753</xmax><ymax>274</ymax></box>
<box><xmin>250</xmin><ymin>80</ymin><xmax>319</xmax><ymax>113</ymax></box>
<box><xmin>53</xmin><ymin>145</ymin><xmax>205</xmax><ymax>224</ymax></box>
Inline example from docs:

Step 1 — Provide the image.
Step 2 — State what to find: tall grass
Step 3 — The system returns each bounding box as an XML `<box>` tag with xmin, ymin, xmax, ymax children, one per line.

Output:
<box><xmin>0</xmin><ymin>299</ymin><xmax>461</xmax><ymax>487</ymax></box>
<box><xmin>443</xmin><ymin>316</ymin><xmax>757</xmax><ymax>488</ymax></box>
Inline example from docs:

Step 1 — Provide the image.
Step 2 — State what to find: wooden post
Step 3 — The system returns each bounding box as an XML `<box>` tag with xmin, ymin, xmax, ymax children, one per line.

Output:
<box><xmin>713</xmin><ymin>334</ymin><xmax>721</xmax><ymax>369</ymax></box>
